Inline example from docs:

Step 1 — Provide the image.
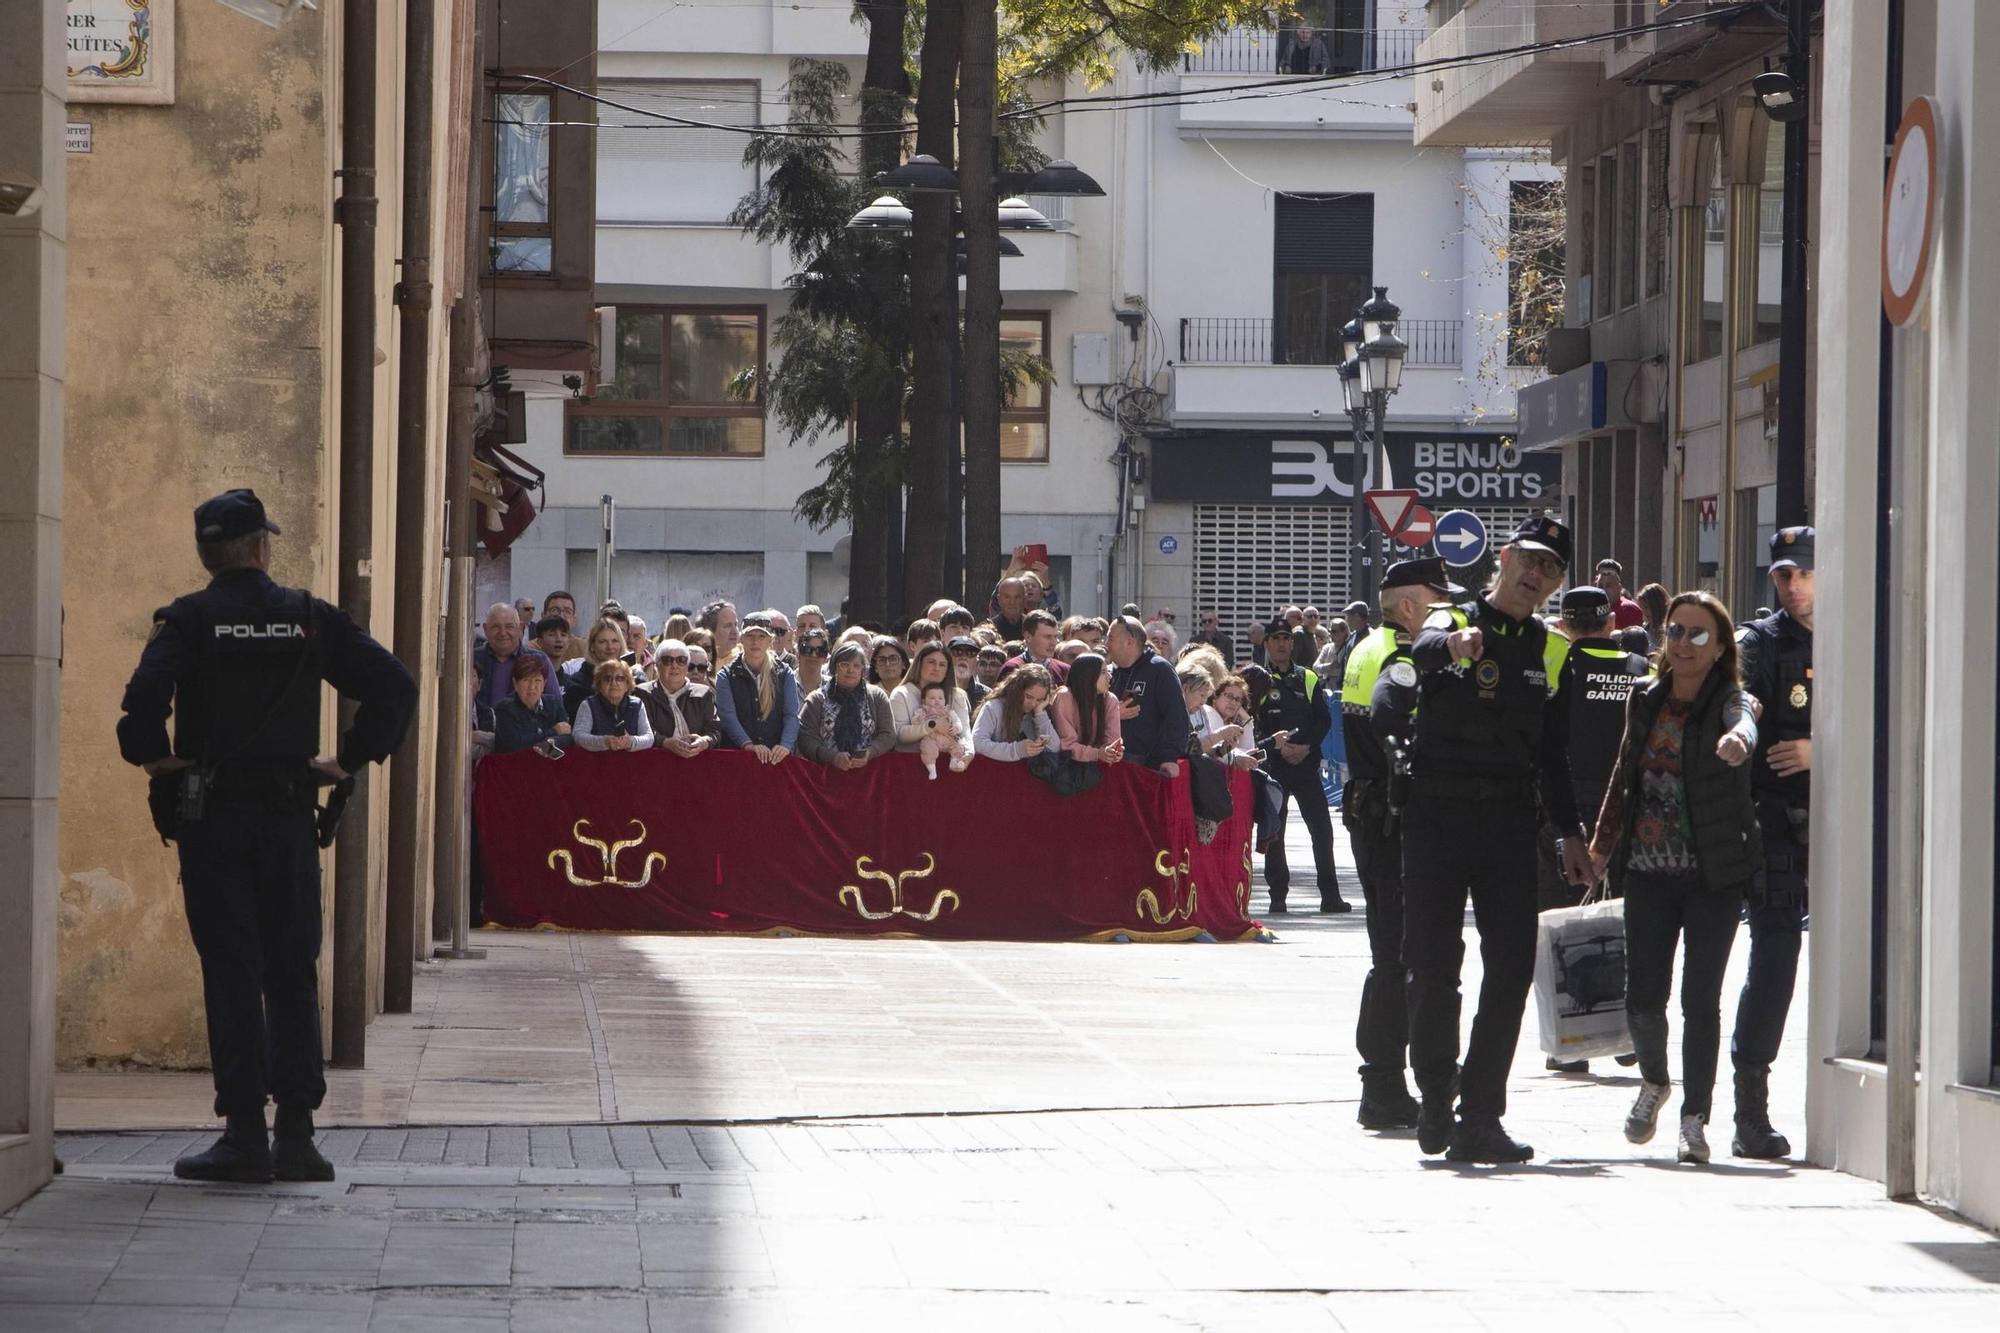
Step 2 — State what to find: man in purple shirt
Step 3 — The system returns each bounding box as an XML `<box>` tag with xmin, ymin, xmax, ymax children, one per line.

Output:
<box><xmin>473</xmin><ymin>603</ymin><xmax>558</xmax><ymax>712</ymax></box>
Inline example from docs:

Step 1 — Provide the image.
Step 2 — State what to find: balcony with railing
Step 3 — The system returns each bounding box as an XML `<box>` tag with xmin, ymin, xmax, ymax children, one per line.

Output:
<box><xmin>1412</xmin><ymin>0</ymin><xmax>1613</xmax><ymax>148</ymax></box>
<box><xmin>1177</xmin><ymin>316</ymin><xmax>1462</xmax><ymax>367</ymax></box>
<box><xmin>1169</xmin><ymin>315</ymin><xmax>1476</xmax><ymax>426</ymax></box>
<box><xmin>1176</xmin><ymin>22</ymin><xmax>1423</xmax><ymax>136</ymax></box>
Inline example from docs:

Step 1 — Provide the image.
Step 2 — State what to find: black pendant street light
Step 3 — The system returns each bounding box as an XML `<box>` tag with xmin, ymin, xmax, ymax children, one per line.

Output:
<box><xmin>848</xmin><ymin>152</ymin><xmax>1100</xmax><ymax>599</ymax></box>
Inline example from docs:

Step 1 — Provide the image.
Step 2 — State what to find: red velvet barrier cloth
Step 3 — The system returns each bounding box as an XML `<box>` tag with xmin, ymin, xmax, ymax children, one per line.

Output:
<box><xmin>474</xmin><ymin>748</ymin><xmax>1262</xmax><ymax>942</ymax></box>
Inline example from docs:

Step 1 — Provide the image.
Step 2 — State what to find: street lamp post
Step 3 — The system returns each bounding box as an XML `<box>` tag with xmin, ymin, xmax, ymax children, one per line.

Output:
<box><xmin>851</xmin><ymin>156</ymin><xmax>1101</xmax><ymax>602</ymax></box>
<box><xmin>1339</xmin><ymin>287</ymin><xmax>1407</xmax><ymax>606</ymax></box>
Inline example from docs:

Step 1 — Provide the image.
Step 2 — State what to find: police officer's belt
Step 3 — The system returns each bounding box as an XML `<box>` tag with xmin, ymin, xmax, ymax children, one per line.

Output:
<box><xmin>1408</xmin><ymin>775</ymin><xmax>1537</xmax><ymax>807</ymax></box>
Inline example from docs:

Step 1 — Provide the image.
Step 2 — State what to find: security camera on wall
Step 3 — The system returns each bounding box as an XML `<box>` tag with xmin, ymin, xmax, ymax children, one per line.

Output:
<box><xmin>0</xmin><ymin>173</ymin><xmax>46</xmax><ymax>219</ymax></box>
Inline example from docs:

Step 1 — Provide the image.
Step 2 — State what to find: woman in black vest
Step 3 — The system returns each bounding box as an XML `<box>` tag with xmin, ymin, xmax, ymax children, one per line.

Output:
<box><xmin>1587</xmin><ymin>590</ymin><xmax>1759</xmax><ymax>1166</ymax></box>
<box><xmin>714</xmin><ymin>614</ymin><xmax>800</xmax><ymax>762</ymax></box>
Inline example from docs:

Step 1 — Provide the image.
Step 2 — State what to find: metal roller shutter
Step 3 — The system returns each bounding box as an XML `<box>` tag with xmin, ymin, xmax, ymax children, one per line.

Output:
<box><xmin>1191</xmin><ymin>501</ymin><xmax>1547</xmax><ymax>660</ymax></box>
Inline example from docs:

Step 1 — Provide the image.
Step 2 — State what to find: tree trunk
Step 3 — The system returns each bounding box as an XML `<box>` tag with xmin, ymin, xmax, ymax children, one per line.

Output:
<box><xmin>848</xmin><ymin>0</ymin><xmax>910</xmax><ymax>627</ymax></box>
<box><xmin>906</xmin><ymin>0</ymin><xmax>961</xmax><ymax>608</ymax></box>
<box><xmin>957</xmin><ymin>0</ymin><xmax>1001</xmax><ymax>608</ymax></box>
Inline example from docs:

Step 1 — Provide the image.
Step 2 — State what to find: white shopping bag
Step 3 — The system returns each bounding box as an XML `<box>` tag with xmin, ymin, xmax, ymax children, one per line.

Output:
<box><xmin>1533</xmin><ymin>890</ymin><xmax>1631</xmax><ymax>1061</ymax></box>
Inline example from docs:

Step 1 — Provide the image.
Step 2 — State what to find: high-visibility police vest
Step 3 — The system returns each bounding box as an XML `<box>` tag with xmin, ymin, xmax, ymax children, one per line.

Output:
<box><xmin>1341</xmin><ymin>625</ymin><xmax>1409</xmax><ymax>783</ymax></box>
<box><xmin>1410</xmin><ymin>596</ymin><xmax>1569</xmax><ymax>795</ymax></box>
<box><xmin>1561</xmin><ymin>638</ymin><xmax>1650</xmax><ymax>816</ymax></box>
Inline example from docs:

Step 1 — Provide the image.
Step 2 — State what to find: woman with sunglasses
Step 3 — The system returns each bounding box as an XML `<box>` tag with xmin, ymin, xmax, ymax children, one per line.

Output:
<box><xmin>634</xmin><ymin>638</ymin><xmax>718</xmax><ymax>757</ymax></box>
<box><xmin>1588</xmin><ymin>591</ymin><xmax>1760</xmax><ymax>1166</ymax></box>
<box><xmin>793</xmin><ymin>627</ymin><xmax>832</xmax><ymax>695</ymax></box>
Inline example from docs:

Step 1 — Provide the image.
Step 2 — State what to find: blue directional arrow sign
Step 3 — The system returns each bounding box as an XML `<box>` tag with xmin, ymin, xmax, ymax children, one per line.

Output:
<box><xmin>1433</xmin><ymin>509</ymin><xmax>1488</xmax><ymax>567</ymax></box>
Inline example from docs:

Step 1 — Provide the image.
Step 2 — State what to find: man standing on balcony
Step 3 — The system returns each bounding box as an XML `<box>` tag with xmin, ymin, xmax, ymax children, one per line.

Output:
<box><xmin>1277</xmin><ymin>22</ymin><xmax>1331</xmax><ymax>75</ymax></box>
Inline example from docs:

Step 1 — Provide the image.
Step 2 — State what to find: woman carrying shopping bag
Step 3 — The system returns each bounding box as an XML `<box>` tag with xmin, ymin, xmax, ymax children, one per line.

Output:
<box><xmin>1587</xmin><ymin>591</ymin><xmax>1761</xmax><ymax>1165</ymax></box>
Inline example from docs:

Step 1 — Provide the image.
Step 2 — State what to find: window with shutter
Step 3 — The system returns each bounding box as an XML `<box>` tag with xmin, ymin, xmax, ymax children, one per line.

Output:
<box><xmin>597</xmin><ymin>80</ymin><xmax>761</xmax><ymax>224</ymax></box>
<box><xmin>1272</xmin><ymin>194</ymin><xmax>1373</xmax><ymax>365</ymax></box>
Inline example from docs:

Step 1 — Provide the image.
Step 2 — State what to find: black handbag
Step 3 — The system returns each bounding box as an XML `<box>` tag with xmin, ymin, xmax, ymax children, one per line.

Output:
<box><xmin>1029</xmin><ymin>749</ymin><xmax>1102</xmax><ymax>797</ymax></box>
<box><xmin>1186</xmin><ymin>739</ymin><xmax>1235</xmax><ymax>824</ymax></box>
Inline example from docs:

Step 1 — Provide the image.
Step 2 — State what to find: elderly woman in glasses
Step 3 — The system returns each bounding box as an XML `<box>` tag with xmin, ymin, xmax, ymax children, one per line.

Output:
<box><xmin>1589</xmin><ymin>591</ymin><xmax>1760</xmax><ymax>1167</ymax></box>
<box><xmin>571</xmin><ymin>659</ymin><xmax>653</xmax><ymax>753</ymax></box>
<box><xmin>635</xmin><ymin>638</ymin><xmax>718</xmax><ymax>757</ymax></box>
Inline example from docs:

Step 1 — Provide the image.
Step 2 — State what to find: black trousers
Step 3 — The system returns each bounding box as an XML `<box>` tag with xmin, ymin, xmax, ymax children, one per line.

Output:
<box><xmin>1263</xmin><ymin>762</ymin><xmax>1340</xmax><ymax>903</ymax></box>
<box><xmin>176</xmin><ymin>798</ymin><xmax>327</xmax><ymax>1120</ymax></box>
<box><xmin>1343</xmin><ymin>787</ymin><xmax>1406</xmax><ymax>1087</ymax></box>
<box><xmin>1401</xmin><ymin>795</ymin><xmax>1538</xmax><ymax>1121</ymax></box>
<box><xmin>1624</xmin><ymin>871</ymin><xmax>1742</xmax><ymax>1120</ymax></box>
<box><xmin>1733</xmin><ymin>818</ymin><xmax>1807</xmax><ymax>1071</ymax></box>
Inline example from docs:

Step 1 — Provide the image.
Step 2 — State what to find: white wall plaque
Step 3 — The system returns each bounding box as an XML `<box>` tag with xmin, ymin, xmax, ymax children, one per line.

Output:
<box><xmin>67</xmin><ymin>0</ymin><xmax>176</xmax><ymax>106</ymax></box>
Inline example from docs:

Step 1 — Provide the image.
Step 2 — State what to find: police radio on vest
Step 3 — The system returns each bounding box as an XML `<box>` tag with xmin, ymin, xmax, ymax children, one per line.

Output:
<box><xmin>216</xmin><ymin>623</ymin><xmax>307</xmax><ymax>639</ymax></box>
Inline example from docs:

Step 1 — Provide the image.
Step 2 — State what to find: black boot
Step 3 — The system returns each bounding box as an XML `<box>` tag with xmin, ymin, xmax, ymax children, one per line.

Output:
<box><xmin>174</xmin><ymin>1112</ymin><xmax>273</xmax><ymax>1184</ymax></box>
<box><xmin>272</xmin><ymin>1107</ymin><xmax>336</xmax><ymax>1182</ymax></box>
<box><xmin>1731</xmin><ymin>1066</ymin><xmax>1792</xmax><ymax>1159</ymax></box>
<box><xmin>1446</xmin><ymin>1116</ymin><xmax>1534</xmax><ymax>1164</ymax></box>
<box><xmin>1317</xmin><ymin>896</ymin><xmax>1352</xmax><ymax>914</ymax></box>
<box><xmin>1266</xmin><ymin>892</ymin><xmax>1289</xmax><ymax>915</ymax></box>
<box><xmin>1357</xmin><ymin>1078</ymin><xmax>1421</xmax><ymax>1130</ymax></box>
<box><xmin>1415</xmin><ymin>1070</ymin><xmax>1458</xmax><ymax>1155</ymax></box>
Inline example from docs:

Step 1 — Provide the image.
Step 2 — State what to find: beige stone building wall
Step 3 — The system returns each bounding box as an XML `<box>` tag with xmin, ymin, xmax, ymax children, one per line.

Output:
<box><xmin>57</xmin><ymin>3</ymin><xmax>460</xmax><ymax>1069</ymax></box>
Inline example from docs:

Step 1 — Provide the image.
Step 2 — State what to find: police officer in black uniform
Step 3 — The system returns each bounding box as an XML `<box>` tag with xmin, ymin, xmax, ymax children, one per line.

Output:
<box><xmin>1534</xmin><ymin>586</ymin><xmax>1650</xmax><ymax>1073</ymax></box>
<box><xmin>118</xmin><ymin>490</ymin><xmax>417</xmax><ymax>1184</ymax></box>
<box><xmin>1254</xmin><ymin>617</ymin><xmax>1348</xmax><ymax>914</ymax></box>
<box><xmin>1729</xmin><ymin>525</ymin><xmax>1814</xmax><ymax>1159</ymax></box>
<box><xmin>1398</xmin><ymin>515</ymin><xmax>1595</xmax><ymax>1163</ymax></box>
<box><xmin>1343</xmin><ymin>557</ymin><xmax>1457</xmax><ymax>1129</ymax></box>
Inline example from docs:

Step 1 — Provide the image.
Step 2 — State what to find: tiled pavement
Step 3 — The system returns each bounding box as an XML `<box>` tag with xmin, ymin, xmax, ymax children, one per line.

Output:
<box><xmin>10</xmin><ymin>819</ymin><xmax>2000</xmax><ymax>1330</ymax></box>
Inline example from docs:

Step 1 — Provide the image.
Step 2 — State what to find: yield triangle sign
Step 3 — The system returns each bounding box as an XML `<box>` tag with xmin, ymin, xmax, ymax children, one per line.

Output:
<box><xmin>1364</xmin><ymin>489</ymin><xmax>1420</xmax><ymax>537</ymax></box>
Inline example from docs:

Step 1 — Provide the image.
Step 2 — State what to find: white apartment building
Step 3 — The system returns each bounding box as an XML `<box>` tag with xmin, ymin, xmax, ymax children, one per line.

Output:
<box><xmin>484</xmin><ymin>1</ymin><xmax>1549</xmax><ymax>647</ymax></box>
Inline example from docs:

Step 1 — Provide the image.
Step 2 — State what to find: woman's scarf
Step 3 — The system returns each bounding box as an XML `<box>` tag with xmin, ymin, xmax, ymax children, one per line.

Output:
<box><xmin>822</xmin><ymin>645</ymin><xmax>872</xmax><ymax>754</ymax></box>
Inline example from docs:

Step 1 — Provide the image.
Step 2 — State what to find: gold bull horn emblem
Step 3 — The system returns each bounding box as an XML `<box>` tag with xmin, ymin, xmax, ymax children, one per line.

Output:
<box><xmin>1136</xmin><ymin>848</ymin><xmax>1197</xmax><ymax>925</ymax></box>
<box><xmin>548</xmin><ymin>818</ymin><xmax>667</xmax><ymax>889</ymax></box>
<box><xmin>838</xmin><ymin>853</ymin><xmax>960</xmax><ymax>922</ymax></box>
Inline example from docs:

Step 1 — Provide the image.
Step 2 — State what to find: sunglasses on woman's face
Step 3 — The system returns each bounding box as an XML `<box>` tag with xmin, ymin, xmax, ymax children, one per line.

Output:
<box><xmin>800</xmin><ymin>644</ymin><xmax>830</xmax><ymax>658</ymax></box>
<box><xmin>660</xmin><ymin>654</ymin><xmax>690</xmax><ymax>665</ymax></box>
<box><xmin>874</xmin><ymin>654</ymin><xmax>901</xmax><ymax>666</ymax></box>
<box><xmin>689</xmin><ymin>663</ymin><xmax>712</xmax><ymax>675</ymax></box>
<box><xmin>1665</xmin><ymin>622</ymin><xmax>1714</xmax><ymax>647</ymax></box>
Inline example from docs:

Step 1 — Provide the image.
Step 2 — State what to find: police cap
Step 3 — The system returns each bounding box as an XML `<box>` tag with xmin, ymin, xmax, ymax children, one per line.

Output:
<box><xmin>1264</xmin><ymin>616</ymin><xmax>1293</xmax><ymax>637</ymax></box>
<box><xmin>1382</xmin><ymin>557</ymin><xmax>1461</xmax><ymax>595</ymax></box>
<box><xmin>1502</xmin><ymin>512</ymin><xmax>1573</xmax><ymax>568</ymax></box>
<box><xmin>194</xmin><ymin>488</ymin><xmax>281</xmax><ymax>544</ymax></box>
<box><xmin>1770</xmin><ymin>525</ymin><xmax>1815</xmax><ymax>572</ymax></box>
<box><xmin>1560</xmin><ymin>586</ymin><xmax>1611</xmax><ymax>621</ymax></box>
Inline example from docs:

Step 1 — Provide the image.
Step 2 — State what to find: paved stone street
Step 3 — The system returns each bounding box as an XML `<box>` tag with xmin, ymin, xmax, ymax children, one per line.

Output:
<box><xmin>9</xmin><ymin>820</ymin><xmax>2000</xmax><ymax>1329</ymax></box>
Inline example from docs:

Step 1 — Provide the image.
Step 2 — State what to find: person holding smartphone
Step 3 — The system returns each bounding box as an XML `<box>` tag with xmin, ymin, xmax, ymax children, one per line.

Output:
<box><xmin>1104</xmin><ymin>615</ymin><xmax>1190</xmax><ymax>780</ymax></box>
<box><xmin>571</xmin><ymin>660</ymin><xmax>653</xmax><ymax>752</ymax></box>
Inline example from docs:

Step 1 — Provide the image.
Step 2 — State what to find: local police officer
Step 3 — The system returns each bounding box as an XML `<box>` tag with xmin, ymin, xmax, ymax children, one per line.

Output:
<box><xmin>1343</xmin><ymin>557</ymin><xmax>1457</xmax><ymax>1129</ymax></box>
<box><xmin>1534</xmin><ymin>586</ymin><xmax>1650</xmax><ymax>1073</ymax></box>
<box><xmin>1537</xmin><ymin>588</ymin><xmax>1651</xmax><ymax>912</ymax></box>
<box><xmin>1729</xmin><ymin>525</ymin><xmax>1815</xmax><ymax>1159</ymax></box>
<box><xmin>1400</xmin><ymin>515</ymin><xmax>1594</xmax><ymax>1163</ymax></box>
<box><xmin>1254</xmin><ymin>617</ymin><xmax>1347</xmax><ymax>914</ymax></box>
<box><xmin>118</xmin><ymin>490</ymin><xmax>417</xmax><ymax>1184</ymax></box>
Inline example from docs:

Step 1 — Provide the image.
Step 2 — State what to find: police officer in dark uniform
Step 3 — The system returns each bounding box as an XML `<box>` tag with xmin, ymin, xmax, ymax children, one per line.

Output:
<box><xmin>118</xmin><ymin>490</ymin><xmax>417</xmax><ymax>1184</ymax></box>
<box><xmin>1343</xmin><ymin>556</ymin><xmax>1457</xmax><ymax>1129</ymax></box>
<box><xmin>1536</xmin><ymin>588</ymin><xmax>1651</xmax><ymax>913</ymax></box>
<box><xmin>1254</xmin><ymin>617</ymin><xmax>1347</xmax><ymax>914</ymax></box>
<box><xmin>1398</xmin><ymin>514</ymin><xmax>1595</xmax><ymax>1163</ymax></box>
<box><xmin>1729</xmin><ymin>525</ymin><xmax>1815</xmax><ymax>1159</ymax></box>
<box><xmin>1534</xmin><ymin>586</ymin><xmax>1650</xmax><ymax>1073</ymax></box>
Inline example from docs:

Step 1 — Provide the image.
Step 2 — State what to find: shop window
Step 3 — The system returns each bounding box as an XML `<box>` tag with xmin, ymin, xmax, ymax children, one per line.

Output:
<box><xmin>1000</xmin><ymin>313</ymin><xmax>1052</xmax><ymax>463</ymax></box>
<box><xmin>491</xmin><ymin>90</ymin><xmax>553</xmax><ymax>274</ymax></box>
<box><xmin>1273</xmin><ymin>194</ymin><xmax>1373</xmax><ymax>365</ymax></box>
<box><xmin>567</xmin><ymin>307</ymin><xmax>765</xmax><ymax>456</ymax></box>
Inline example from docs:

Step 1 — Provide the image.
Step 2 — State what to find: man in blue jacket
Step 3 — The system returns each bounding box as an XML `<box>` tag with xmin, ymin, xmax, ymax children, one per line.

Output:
<box><xmin>1106</xmin><ymin>615</ymin><xmax>1188</xmax><ymax>779</ymax></box>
